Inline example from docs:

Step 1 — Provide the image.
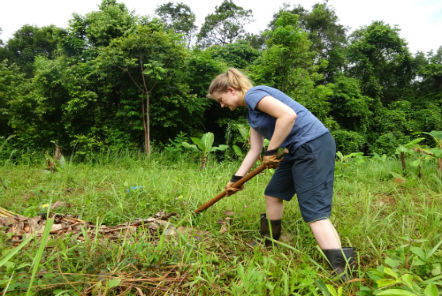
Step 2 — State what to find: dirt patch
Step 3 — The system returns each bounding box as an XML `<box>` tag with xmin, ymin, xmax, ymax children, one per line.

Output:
<box><xmin>374</xmin><ymin>193</ymin><xmax>397</xmax><ymax>207</ymax></box>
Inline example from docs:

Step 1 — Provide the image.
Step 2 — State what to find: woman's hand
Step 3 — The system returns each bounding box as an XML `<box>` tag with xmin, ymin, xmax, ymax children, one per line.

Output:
<box><xmin>262</xmin><ymin>154</ymin><xmax>281</xmax><ymax>169</ymax></box>
<box><xmin>224</xmin><ymin>180</ymin><xmax>244</xmax><ymax>196</ymax></box>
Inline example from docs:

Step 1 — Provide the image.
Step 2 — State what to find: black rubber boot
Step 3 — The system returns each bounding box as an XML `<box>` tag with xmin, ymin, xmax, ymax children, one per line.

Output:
<box><xmin>323</xmin><ymin>247</ymin><xmax>356</xmax><ymax>280</ymax></box>
<box><xmin>259</xmin><ymin>213</ymin><xmax>281</xmax><ymax>246</ymax></box>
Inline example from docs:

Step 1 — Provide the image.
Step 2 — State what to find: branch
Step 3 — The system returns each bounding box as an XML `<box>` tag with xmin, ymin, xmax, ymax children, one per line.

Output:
<box><xmin>413</xmin><ymin>147</ymin><xmax>435</xmax><ymax>156</ymax></box>
<box><xmin>139</xmin><ymin>55</ymin><xmax>149</xmax><ymax>93</ymax></box>
<box><xmin>123</xmin><ymin>67</ymin><xmax>144</xmax><ymax>93</ymax></box>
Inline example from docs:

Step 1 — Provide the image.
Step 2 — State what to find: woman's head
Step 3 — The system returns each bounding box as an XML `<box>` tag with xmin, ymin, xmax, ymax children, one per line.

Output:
<box><xmin>207</xmin><ymin>68</ymin><xmax>253</xmax><ymax>100</ymax></box>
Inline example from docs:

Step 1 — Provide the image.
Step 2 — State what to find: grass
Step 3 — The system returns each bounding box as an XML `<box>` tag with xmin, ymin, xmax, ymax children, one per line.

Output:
<box><xmin>0</xmin><ymin>151</ymin><xmax>441</xmax><ymax>295</ymax></box>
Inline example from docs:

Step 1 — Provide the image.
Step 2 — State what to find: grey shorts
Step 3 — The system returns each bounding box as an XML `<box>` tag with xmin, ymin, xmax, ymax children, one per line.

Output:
<box><xmin>264</xmin><ymin>132</ymin><xmax>336</xmax><ymax>223</ymax></box>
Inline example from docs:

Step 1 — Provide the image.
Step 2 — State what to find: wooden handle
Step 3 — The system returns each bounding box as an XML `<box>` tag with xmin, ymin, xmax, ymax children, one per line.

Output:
<box><xmin>194</xmin><ymin>164</ymin><xmax>266</xmax><ymax>214</ymax></box>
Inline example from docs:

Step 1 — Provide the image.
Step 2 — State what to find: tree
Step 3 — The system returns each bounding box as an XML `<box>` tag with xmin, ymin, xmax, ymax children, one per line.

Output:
<box><xmin>0</xmin><ymin>61</ymin><xmax>29</xmax><ymax>137</ymax></box>
<box><xmin>197</xmin><ymin>0</ymin><xmax>253</xmax><ymax>48</ymax></box>
<box><xmin>97</xmin><ymin>20</ymin><xmax>203</xmax><ymax>155</ymax></box>
<box><xmin>347</xmin><ymin>21</ymin><xmax>413</xmax><ymax>105</ymax></box>
<box><xmin>413</xmin><ymin>47</ymin><xmax>442</xmax><ymax>128</ymax></box>
<box><xmin>83</xmin><ymin>0</ymin><xmax>136</xmax><ymax>47</ymax></box>
<box><xmin>207</xmin><ymin>40</ymin><xmax>259</xmax><ymax>69</ymax></box>
<box><xmin>251</xmin><ymin>12</ymin><xmax>333</xmax><ymax>124</ymax></box>
<box><xmin>155</xmin><ymin>2</ymin><xmax>197</xmax><ymax>47</ymax></box>
<box><xmin>252</xmin><ymin>12</ymin><xmax>314</xmax><ymax>93</ymax></box>
<box><xmin>5</xmin><ymin>25</ymin><xmax>63</xmax><ymax>77</ymax></box>
<box><xmin>7</xmin><ymin>57</ymin><xmax>71</xmax><ymax>148</ymax></box>
<box><xmin>327</xmin><ymin>75</ymin><xmax>371</xmax><ymax>133</ymax></box>
<box><xmin>0</xmin><ymin>28</ymin><xmax>8</xmax><ymax>62</ymax></box>
<box><xmin>270</xmin><ymin>3</ymin><xmax>348</xmax><ymax>83</ymax></box>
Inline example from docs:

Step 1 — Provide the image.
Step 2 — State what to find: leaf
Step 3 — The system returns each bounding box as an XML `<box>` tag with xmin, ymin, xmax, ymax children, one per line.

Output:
<box><xmin>400</xmin><ymin>274</ymin><xmax>414</xmax><ymax>289</ymax></box>
<box><xmin>390</xmin><ymin>171</ymin><xmax>404</xmax><ymax>179</ymax></box>
<box><xmin>315</xmin><ymin>279</ymin><xmax>332</xmax><ymax>296</ymax></box>
<box><xmin>383</xmin><ymin>267</ymin><xmax>399</xmax><ymax>279</ymax></box>
<box><xmin>326</xmin><ymin>284</ymin><xmax>338</xmax><ymax>296</ymax></box>
<box><xmin>190</xmin><ymin>137</ymin><xmax>203</xmax><ymax>151</ymax></box>
<box><xmin>377</xmin><ymin>279</ymin><xmax>397</xmax><ymax>288</ymax></box>
<box><xmin>427</xmin><ymin>240</ymin><xmax>442</xmax><ymax>258</ymax></box>
<box><xmin>424</xmin><ymin>284</ymin><xmax>439</xmax><ymax>296</ymax></box>
<box><xmin>181</xmin><ymin>142</ymin><xmax>198</xmax><ymax>151</ymax></box>
<box><xmin>219</xmin><ymin>224</ymin><xmax>228</xmax><ymax>234</ymax></box>
<box><xmin>410</xmin><ymin>159</ymin><xmax>420</xmax><ymax>168</ymax></box>
<box><xmin>423</xmin><ymin>131</ymin><xmax>442</xmax><ymax>146</ymax></box>
<box><xmin>232</xmin><ymin>145</ymin><xmax>244</xmax><ymax>157</ymax></box>
<box><xmin>108</xmin><ymin>278</ymin><xmax>121</xmax><ymax>289</ymax></box>
<box><xmin>225</xmin><ymin>210</ymin><xmax>234</xmax><ymax>216</ymax></box>
<box><xmin>429</xmin><ymin>148</ymin><xmax>442</xmax><ymax>158</ymax></box>
<box><xmin>385</xmin><ymin>257</ymin><xmax>401</xmax><ymax>268</ymax></box>
<box><xmin>235</xmin><ymin>124</ymin><xmax>249</xmax><ymax>141</ymax></box>
<box><xmin>376</xmin><ymin>289</ymin><xmax>418</xmax><ymax>296</ymax></box>
<box><xmin>336</xmin><ymin>151</ymin><xmax>344</xmax><ymax>161</ymax></box>
<box><xmin>430</xmin><ymin>263</ymin><xmax>441</xmax><ymax>276</ymax></box>
<box><xmin>51</xmin><ymin>201</ymin><xmax>70</xmax><ymax>210</ymax></box>
<box><xmin>404</xmin><ymin>138</ymin><xmax>425</xmax><ymax>148</ymax></box>
<box><xmin>26</xmin><ymin>218</ymin><xmax>54</xmax><ymax>296</ymax></box>
<box><xmin>410</xmin><ymin>246</ymin><xmax>426</xmax><ymax>260</ymax></box>
<box><xmin>395</xmin><ymin>145</ymin><xmax>409</xmax><ymax>154</ymax></box>
<box><xmin>211</xmin><ymin>144</ymin><xmax>228</xmax><ymax>152</ymax></box>
<box><xmin>201</xmin><ymin>132</ymin><xmax>214</xmax><ymax>154</ymax></box>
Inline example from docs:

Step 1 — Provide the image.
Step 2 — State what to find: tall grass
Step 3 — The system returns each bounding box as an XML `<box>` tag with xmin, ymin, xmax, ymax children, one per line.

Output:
<box><xmin>1</xmin><ymin>151</ymin><xmax>441</xmax><ymax>295</ymax></box>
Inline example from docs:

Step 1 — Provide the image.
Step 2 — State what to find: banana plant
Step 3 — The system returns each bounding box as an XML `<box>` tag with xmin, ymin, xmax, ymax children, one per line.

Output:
<box><xmin>394</xmin><ymin>138</ymin><xmax>425</xmax><ymax>174</ymax></box>
<box><xmin>182</xmin><ymin>132</ymin><xmax>228</xmax><ymax>168</ymax></box>
<box><xmin>229</xmin><ymin>123</ymin><xmax>269</xmax><ymax>158</ymax></box>
<box><xmin>422</xmin><ymin>131</ymin><xmax>442</xmax><ymax>171</ymax></box>
<box><xmin>406</xmin><ymin>131</ymin><xmax>442</xmax><ymax>176</ymax></box>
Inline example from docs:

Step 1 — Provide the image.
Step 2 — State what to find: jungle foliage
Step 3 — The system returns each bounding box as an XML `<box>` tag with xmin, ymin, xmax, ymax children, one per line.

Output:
<box><xmin>0</xmin><ymin>0</ymin><xmax>441</xmax><ymax>158</ymax></box>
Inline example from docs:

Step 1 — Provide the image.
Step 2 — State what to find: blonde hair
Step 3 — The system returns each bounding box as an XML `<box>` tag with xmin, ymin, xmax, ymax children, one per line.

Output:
<box><xmin>207</xmin><ymin>68</ymin><xmax>253</xmax><ymax>99</ymax></box>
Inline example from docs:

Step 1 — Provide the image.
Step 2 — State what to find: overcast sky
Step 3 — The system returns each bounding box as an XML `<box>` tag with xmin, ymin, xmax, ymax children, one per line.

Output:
<box><xmin>1</xmin><ymin>0</ymin><xmax>441</xmax><ymax>54</ymax></box>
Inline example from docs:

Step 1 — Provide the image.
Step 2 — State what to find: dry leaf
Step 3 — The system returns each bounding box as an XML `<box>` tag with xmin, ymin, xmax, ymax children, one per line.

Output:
<box><xmin>219</xmin><ymin>224</ymin><xmax>228</xmax><ymax>234</ymax></box>
<box><xmin>51</xmin><ymin>201</ymin><xmax>70</xmax><ymax>210</ymax></box>
<box><xmin>393</xmin><ymin>177</ymin><xmax>405</xmax><ymax>184</ymax></box>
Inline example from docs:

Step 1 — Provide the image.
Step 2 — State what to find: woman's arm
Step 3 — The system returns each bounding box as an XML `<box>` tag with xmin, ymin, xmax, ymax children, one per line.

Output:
<box><xmin>256</xmin><ymin>96</ymin><xmax>297</xmax><ymax>150</ymax></box>
<box><xmin>234</xmin><ymin>127</ymin><xmax>264</xmax><ymax>177</ymax></box>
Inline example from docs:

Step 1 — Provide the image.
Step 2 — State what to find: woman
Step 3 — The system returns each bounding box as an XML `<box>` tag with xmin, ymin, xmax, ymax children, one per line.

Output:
<box><xmin>207</xmin><ymin>68</ymin><xmax>355</xmax><ymax>277</ymax></box>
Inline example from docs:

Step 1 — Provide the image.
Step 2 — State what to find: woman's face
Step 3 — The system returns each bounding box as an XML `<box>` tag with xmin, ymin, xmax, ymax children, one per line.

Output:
<box><xmin>212</xmin><ymin>87</ymin><xmax>242</xmax><ymax>111</ymax></box>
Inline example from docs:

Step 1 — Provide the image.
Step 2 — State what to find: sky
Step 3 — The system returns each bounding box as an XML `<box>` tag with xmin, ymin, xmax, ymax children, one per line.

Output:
<box><xmin>1</xmin><ymin>0</ymin><xmax>441</xmax><ymax>54</ymax></box>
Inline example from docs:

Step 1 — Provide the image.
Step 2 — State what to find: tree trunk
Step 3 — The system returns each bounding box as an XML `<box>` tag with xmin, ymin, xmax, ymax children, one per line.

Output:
<box><xmin>146</xmin><ymin>92</ymin><xmax>151</xmax><ymax>155</ymax></box>
<box><xmin>400</xmin><ymin>152</ymin><xmax>406</xmax><ymax>174</ymax></box>
<box><xmin>200</xmin><ymin>154</ymin><xmax>208</xmax><ymax>169</ymax></box>
<box><xmin>141</xmin><ymin>92</ymin><xmax>151</xmax><ymax>156</ymax></box>
<box><xmin>138</xmin><ymin>55</ymin><xmax>151</xmax><ymax>156</ymax></box>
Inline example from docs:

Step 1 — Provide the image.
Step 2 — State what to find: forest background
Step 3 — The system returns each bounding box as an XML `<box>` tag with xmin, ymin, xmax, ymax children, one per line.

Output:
<box><xmin>0</xmin><ymin>0</ymin><xmax>441</xmax><ymax>159</ymax></box>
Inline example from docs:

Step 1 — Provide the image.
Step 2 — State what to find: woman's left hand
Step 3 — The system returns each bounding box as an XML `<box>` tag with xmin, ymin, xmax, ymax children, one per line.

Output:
<box><xmin>262</xmin><ymin>155</ymin><xmax>281</xmax><ymax>168</ymax></box>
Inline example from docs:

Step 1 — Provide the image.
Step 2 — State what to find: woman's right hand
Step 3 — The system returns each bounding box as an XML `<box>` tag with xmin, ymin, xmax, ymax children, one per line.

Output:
<box><xmin>225</xmin><ymin>180</ymin><xmax>244</xmax><ymax>196</ymax></box>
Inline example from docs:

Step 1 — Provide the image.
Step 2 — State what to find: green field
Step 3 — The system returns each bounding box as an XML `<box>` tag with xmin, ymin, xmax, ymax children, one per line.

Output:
<box><xmin>1</xmin><ymin>152</ymin><xmax>441</xmax><ymax>295</ymax></box>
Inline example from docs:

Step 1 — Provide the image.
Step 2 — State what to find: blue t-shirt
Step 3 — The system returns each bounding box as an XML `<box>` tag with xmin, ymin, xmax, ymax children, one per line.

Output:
<box><xmin>244</xmin><ymin>85</ymin><xmax>328</xmax><ymax>151</ymax></box>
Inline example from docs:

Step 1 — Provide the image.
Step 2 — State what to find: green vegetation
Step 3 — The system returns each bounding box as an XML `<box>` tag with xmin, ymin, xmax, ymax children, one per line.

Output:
<box><xmin>181</xmin><ymin>132</ymin><xmax>228</xmax><ymax>168</ymax></box>
<box><xmin>0</xmin><ymin>151</ymin><xmax>441</xmax><ymax>295</ymax></box>
<box><xmin>0</xmin><ymin>0</ymin><xmax>440</xmax><ymax>156</ymax></box>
